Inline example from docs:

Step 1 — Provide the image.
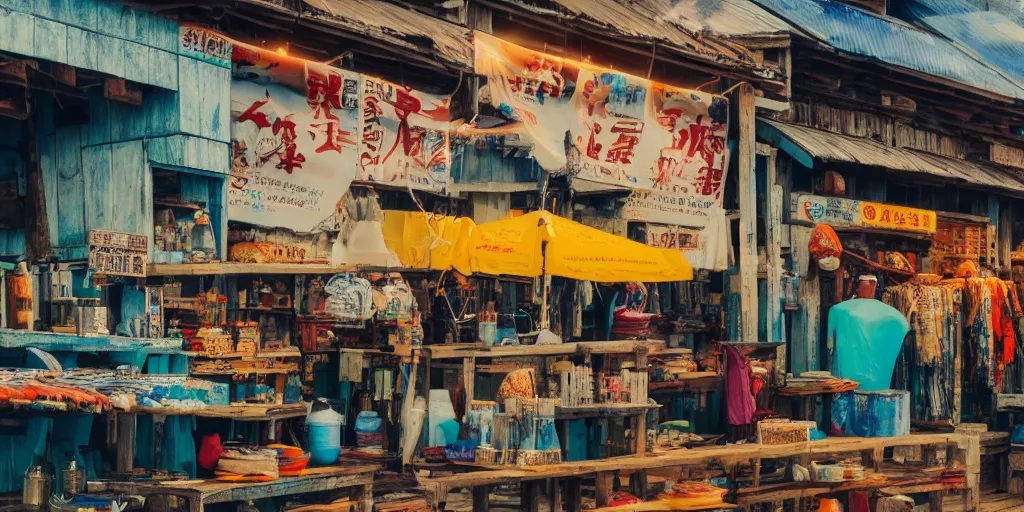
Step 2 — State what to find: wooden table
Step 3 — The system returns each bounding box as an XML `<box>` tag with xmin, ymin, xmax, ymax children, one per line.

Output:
<box><xmin>420</xmin><ymin>433</ymin><xmax>981</xmax><ymax>512</ymax></box>
<box><xmin>89</xmin><ymin>465</ymin><xmax>377</xmax><ymax>512</ymax></box>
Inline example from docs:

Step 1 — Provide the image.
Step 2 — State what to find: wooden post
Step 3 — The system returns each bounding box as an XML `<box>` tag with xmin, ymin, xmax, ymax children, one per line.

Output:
<box><xmin>760</xmin><ymin>145</ymin><xmax>783</xmax><ymax>346</ymax></box>
<box><xmin>116</xmin><ymin>413</ymin><xmax>136</xmax><ymax>472</ymax></box>
<box><xmin>472</xmin><ymin>485</ymin><xmax>489</xmax><ymax>512</ymax></box>
<box><xmin>566</xmin><ymin>478</ymin><xmax>582</xmax><ymax>512</ymax></box>
<box><xmin>522</xmin><ymin>481</ymin><xmax>541</xmax><ymax>512</ymax></box>
<box><xmin>550</xmin><ymin>479</ymin><xmax>563</xmax><ymax>512</ymax></box>
<box><xmin>629</xmin><ymin>470</ymin><xmax>648</xmax><ymax>500</ymax></box>
<box><xmin>23</xmin><ymin>108</ymin><xmax>51</xmax><ymax>262</ymax></box>
<box><xmin>594</xmin><ymin>471</ymin><xmax>614</xmax><ymax>508</ymax></box>
<box><xmin>737</xmin><ymin>83</ymin><xmax>758</xmax><ymax>343</ymax></box>
<box><xmin>463</xmin><ymin>356</ymin><xmax>475</xmax><ymax>412</ymax></box>
<box><xmin>356</xmin><ymin>483</ymin><xmax>373</xmax><ymax>512</ymax></box>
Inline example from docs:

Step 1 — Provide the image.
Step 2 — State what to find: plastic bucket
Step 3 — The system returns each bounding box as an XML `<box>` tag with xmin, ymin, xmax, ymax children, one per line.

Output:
<box><xmin>307</xmin><ymin>422</ymin><xmax>341</xmax><ymax>465</ymax></box>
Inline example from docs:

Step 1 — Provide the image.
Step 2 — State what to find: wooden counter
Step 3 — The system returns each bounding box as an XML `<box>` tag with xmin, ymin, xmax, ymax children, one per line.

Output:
<box><xmin>89</xmin><ymin>465</ymin><xmax>377</xmax><ymax>512</ymax></box>
<box><xmin>421</xmin><ymin>433</ymin><xmax>981</xmax><ymax>512</ymax></box>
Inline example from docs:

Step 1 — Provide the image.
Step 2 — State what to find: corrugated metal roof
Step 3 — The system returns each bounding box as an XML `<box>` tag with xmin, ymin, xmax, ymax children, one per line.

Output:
<box><xmin>748</xmin><ymin>0</ymin><xmax>1024</xmax><ymax>101</ymax></box>
<box><xmin>758</xmin><ymin>119</ymin><xmax>1024</xmax><ymax>195</ymax></box>
<box><xmin>484</xmin><ymin>0</ymin><xmax>789</xmax><ymax>77</ymax></box>
<box><xmin>302</xmin><ymin>0</ymin><xmax>472</xmax><ymax>69</ymax></box>
<box><xmin>236</xmin><ymin>0</ymin><xmax>473</xmax><ymax>70</ymax></box>
<box><xmin>893</xmin><ymin>0</ymin><xmax>1024</xmax><ymax>85</ymax></box>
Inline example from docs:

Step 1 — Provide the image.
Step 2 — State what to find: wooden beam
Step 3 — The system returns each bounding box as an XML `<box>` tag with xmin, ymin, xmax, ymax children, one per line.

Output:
<box><xmin>116</xmin><ymin>413</ymin><xmax>136</xmax><ymax>472</ymax></box>
<box><xmin>472</xmin><ymin>485</ymin><xmax>489</xmax><ymax>512</ymax></box>
<box><xmin>763</xmin><ymin>146</ymin><xmax>782</xmax><ymax>346</ymax></box>
<box><xmin>51</xmin><ymin>63</ymin><xmax>76</xmax><ymax>87</ymax></box>
<box><xmin>104</xmin><ymin>78</ymin><xmax>142</xmax><ymax>106</ymax></box>
<box><xmin>737</xmin><ymin>83</ymin><xmax>758</xmax><ymax>343</ymax></box>
<box><xmin>23</xmin><ymin>106</ymin><xmax>50</xmax><ymax>261</ymax></box>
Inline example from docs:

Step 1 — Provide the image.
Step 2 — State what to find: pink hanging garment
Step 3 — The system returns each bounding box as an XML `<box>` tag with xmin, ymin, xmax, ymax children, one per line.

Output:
<box><xmin>725</xmin><ymin>345</ymin><xmax>756</xmax><ymax>425</ymax></box>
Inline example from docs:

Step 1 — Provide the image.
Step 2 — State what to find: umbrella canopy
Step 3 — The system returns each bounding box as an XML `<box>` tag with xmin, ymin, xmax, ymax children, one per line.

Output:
<box><xmin>459</xmin><ymin>210</ymin><xmax>693</xmax><ymax>282</ymax></box>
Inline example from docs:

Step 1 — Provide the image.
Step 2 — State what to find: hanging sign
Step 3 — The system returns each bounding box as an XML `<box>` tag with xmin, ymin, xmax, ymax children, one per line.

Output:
<box><xmin>88</xmin><ymin>230</ymin><xmax>148</xmax><ymax>277</ymax></box>
<box><xmin>474</xmin><ymin>33</ymin><xmax>730</xmax><ymax>226</ymax></box>
<box><xmin>357</xmin><ymin>77</ymin><xmax>452</xmax><ymax>192</ymax></box>
<box><xmin>623</xmin><ymin>85</ymin><xmax>730</xmax><ymax>226</ymax></box>
<box><xmin>228</xmin><ymin>40</ymin><xmax>361</xmax><ymax>233</ymax></box>
<box><xmin>791</xmin><ymin>193</ymin><xmax>937</xmax><ymax>234</ymax></box>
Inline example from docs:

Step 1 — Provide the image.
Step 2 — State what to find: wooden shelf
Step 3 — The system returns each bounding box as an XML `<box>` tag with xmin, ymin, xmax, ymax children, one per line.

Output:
<box><xmin>423</xmin><ymin>340</ymin><xmax>665</xmax><ymax>360</ymax></box>
<box><xmin>555</xmin><ymin>403</ymin><xmax>659</xmax><ymax>419</ymax></box>
<box><xmin>649</xmin><ymin>372</ymin><xmax>722</xmax><ymax>392</ymax></box>
<box><xmin>185</xmin><ymin>348</ymin><xmax>302</xmax><ymax>359</ymax></box>
<box><xmin>422</xmin><ymin>433</ymin><xmax>972</xmax><ymax>489</ymax></box>
<box><xmin>147</xmin><ymin>262</ymin><xmax>428</xmax><ymax>276</ymax></box>
<box><xmin>129</xmin><ymin>402</ymin><xmax>307</xmax><ymax>420</ymax></box>
<box><xmin>0</xmin><ymin>329</ymin><xmax>185</xmax><ymax>354</ymax></box>
<box><xmin>88</xmin><ymin>465</ymin><xmax>376</xmax><ymax>512</ymax></box>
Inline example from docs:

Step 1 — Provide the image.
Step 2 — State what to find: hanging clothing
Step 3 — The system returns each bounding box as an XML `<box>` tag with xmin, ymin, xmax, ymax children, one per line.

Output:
<box><xmin>725</xmin><ymin>345</ymin><xmax>755</xmax><ymax>426</ymax></box>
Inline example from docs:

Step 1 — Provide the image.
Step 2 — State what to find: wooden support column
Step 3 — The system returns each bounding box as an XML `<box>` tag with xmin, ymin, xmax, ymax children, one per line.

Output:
<box><xmin>634</xmin><ymin>347</ymin><xmax>648</xmax><ymax>456</ymax></box>
<box><xmin>356</xmin><ymin>483</ymin><xmax>373</xmax><ymax>512</ymax></box>
<box><xmin>463</xmin><ymin>356</ymin><xmax>475</xmax><ymax>414</ymax></box>
<box><xmin>760</xmin><ymin>145</ymin><xmax>784</xmax><ymax>347</ymax></box>
<box><xmin>23</xmin><ymin>105</ymin><xmax>51</xmax><ymax>262</ymax></box>
<box><xmin>594</xmin><ymin>471</ymin><xmax>614</xmax><ymax>508</ymax></box>
<box><xmin>521</xmin><ymin>481</ymin><xmax>541</xmax><ymax>512</ymax></box>
<box><xmin>566</xmin><ymin>478</ymin><xmax>582</xmax><ymax>512</ymax></box>
<box><xmin>116</xmin><ymin>413</ymin><xmax>136</xmax><ymax>472</ymax></box>
<box><xmin>550</xmin><ymin>479</ymin><xmax>563</xmax><ymax>512</ymax></box>
<box><xmin>737</xmin><ymin>83</ymin><xmax>758</xmax><ymax>343</ymax></box>
<box><xmin>472</xmin><ymin>485</ymin><xmax>489</xmax><ymax>512</ymax></box>
<box><xmin>629</xmin><ymin>470</ymin><xmax>648</xmax><ymax>500</ymax></box>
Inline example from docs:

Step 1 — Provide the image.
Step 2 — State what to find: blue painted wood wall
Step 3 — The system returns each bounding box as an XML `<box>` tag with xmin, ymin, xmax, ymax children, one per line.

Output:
<box><xmin>0</xmin><ymin>118</ymin><xmax>27</xmax><ymax>257</ymax></box>
<box><xmin>0</xmin><ymin>0</ymin><xmax>232</xmax><ymax>260</ymax></box>
<box><xmin>450</xmin><ymin>138</ymin><xmax>542</xmax><ymax>187</ymax></box>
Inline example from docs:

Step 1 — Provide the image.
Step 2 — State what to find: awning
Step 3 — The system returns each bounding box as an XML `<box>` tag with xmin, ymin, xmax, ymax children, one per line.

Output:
<box><xmin>757</xmin><ymin>119</ymin><xmax>1024</xmax><ymax>195</ymax></box>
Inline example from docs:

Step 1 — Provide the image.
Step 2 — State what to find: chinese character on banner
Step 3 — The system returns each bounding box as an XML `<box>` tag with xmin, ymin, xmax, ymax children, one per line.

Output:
<box><xmin>307</xmin><ymin>66</ymin><xmax>342</xmax><ymax>121</ymax></box>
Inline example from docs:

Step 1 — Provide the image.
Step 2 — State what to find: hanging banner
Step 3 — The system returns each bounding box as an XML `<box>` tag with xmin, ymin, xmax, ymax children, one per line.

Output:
<box><xmin>791</xmin><ymin>193</ymin><xmax>937</xmax><ymax>235</ymax></box>
<box><xmin>229</xmin><ymin>41</ymin><xmax>361</xmax><ymax>233</ymax></box>
<box><xmin>570</xmin><ymin>66</ymin><xmax>661</xmax><ymax>188</ymax></box>
<box><xmin>474</xmin><ymin>32</ymin><xmax>581</xmax><ymax>172</ymax></box>
<box><xmin>358</xmin><ymin>77</ymin><xmax>452</xmax><ymax>192</ymax></box>
<box><xmin>474</xmin><ymin>33</ymin><xmax>730</xmax><ymax>225</ymax></box>
<box><xmin>623</xmin><ymin>85</ymin><xmax>730</xmax><ymax>226</ymax></box>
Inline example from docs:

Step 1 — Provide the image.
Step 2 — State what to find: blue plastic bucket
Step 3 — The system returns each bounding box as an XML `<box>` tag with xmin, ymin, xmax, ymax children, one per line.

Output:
<box><xmin>307</xmin><ymin>422</ymin><xmax>341</xmax><ymax>465</ymax></box>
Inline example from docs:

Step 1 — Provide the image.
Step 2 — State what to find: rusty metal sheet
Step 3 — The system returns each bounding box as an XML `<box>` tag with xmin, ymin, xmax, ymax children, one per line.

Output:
<box><xmin>761</xmin><ymin>119</ymin><xmax>1024</xmax><ymax>195</ymax></box>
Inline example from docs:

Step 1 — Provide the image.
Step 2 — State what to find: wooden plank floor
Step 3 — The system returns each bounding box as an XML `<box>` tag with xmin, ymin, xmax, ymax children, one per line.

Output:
<box><xmin>944</xmin><ymin>488</ymin><xmax>1024</xmax><ymax>512</ymax></box>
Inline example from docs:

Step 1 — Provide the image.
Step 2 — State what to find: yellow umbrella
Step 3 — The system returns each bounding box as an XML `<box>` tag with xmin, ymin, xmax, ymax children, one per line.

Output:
<box><xmin>461</xmin><ymin>210</ymin><xmax>693</xmax><ymax>282</ymax></box>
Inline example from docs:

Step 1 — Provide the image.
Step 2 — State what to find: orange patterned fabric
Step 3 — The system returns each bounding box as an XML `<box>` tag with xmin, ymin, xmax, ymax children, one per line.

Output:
<box><xmin>808</xmin><ymin>224</ymin><xmax>843</xmax><ymax>271</ymax></box>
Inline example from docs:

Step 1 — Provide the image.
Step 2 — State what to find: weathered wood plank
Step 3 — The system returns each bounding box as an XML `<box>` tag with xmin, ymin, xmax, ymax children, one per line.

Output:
<box><xmin>177</xmin><ymin>57</ymin><xmax>201</xmax><ymax>136</ymax></box>
<box><xmin>109</xmin><ymin>140</ymin><xmax>145</xmax><ymax>234</ymax></box>
<box><xmin>150</xmin><ymin>49</ymin><xmax>179</xmax><ymax>91</ymax></box>
<box><xmin>737</xmin><ymin>84</ymin><xmax>758</xmax><ymax>343</ymax></box>
<box><xmin>33</xmin><ymin>17</ymin><xmax>68</xmax><ymax>64</ymax></box>
<box><xmin>55</xmin><ymin>126</ymin><xmax>86</xmax><ymax>249</ymax></box>
<box><xmin>123</xmin><ymin>41</ymin><xmax>151</xmax><ymax>85</ymax></box>
<box><xmin>0</xmin><ymin>8</ymin><xmax>35</xmax><ymax>57</ymax></box>
<box><xmin>81</xmin><ymin>144</ymin><xmax>112</xmax><ymax>234</ymax></box>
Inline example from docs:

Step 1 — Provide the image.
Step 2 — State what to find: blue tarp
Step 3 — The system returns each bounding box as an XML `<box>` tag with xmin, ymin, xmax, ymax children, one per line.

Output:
<box><xmin>748</xmin><ymin>0</ymin><xmax>1024</xmax><ymax>100</ymax></box>
<box><xmin>892</xmin><ymin>0</ymin><xmax>1024</xmax><ymax>85</ymax></box>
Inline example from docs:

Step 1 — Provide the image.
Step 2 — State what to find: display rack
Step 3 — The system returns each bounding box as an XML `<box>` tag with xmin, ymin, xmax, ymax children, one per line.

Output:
<box><xmin>422</xmin><ymin>340</ymin><xmax>665</xmax><ymax>461</ymax></box>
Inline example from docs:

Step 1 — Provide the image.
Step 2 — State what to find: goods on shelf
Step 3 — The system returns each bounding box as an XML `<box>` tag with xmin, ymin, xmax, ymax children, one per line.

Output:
<box><xmin>0</xmin><ymin>373</ymin><xmax>111</xmax><ymax>414</ymax></box>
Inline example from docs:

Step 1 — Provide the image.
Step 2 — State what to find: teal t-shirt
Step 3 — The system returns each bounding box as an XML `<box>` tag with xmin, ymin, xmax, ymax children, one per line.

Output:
<box><xmin>827</xmin><ymin>299</ymin><xmax>910</xmax><ymax>390</ymax></box>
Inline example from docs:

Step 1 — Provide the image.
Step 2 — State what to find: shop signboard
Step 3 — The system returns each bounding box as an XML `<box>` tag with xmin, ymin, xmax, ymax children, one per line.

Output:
<box><xmin>791</xmin><ymin>193</ymin><xmax>937</xmax><ymax>235</ymax></box>
<box><xmin>88</xmin><ymin>230</ymin><xmax>148</xmax><ymax>277</ymax></box>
